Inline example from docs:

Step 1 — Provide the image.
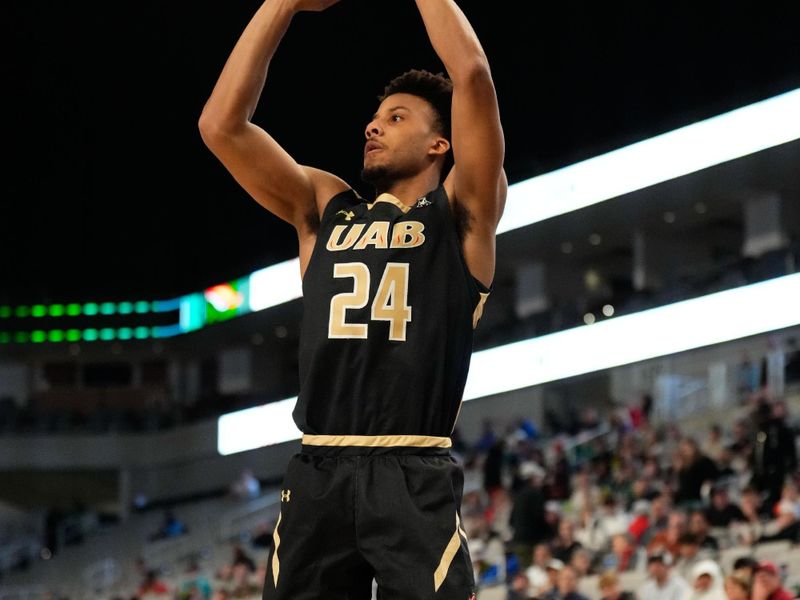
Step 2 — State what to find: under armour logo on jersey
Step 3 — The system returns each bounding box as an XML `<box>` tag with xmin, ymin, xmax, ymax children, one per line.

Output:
<box><xmin>281</xmin><ymin>489</ymin><xmax>291</xmax><ymax>502</ymax></box>
<box><xmin>415</xmin><ymin>196</ymin><xmax>432</xmax><ymax>208</ymax></box>
<box><xmin>336</xmin><ymin>210</ymin><xmax>355</xmax><ymax>221</ymax></box>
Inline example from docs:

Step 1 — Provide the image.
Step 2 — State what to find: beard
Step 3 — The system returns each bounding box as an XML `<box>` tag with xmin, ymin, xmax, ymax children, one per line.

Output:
<box><xmin>360</xmin><ymin>161</ymin><xmax>415</xmax><ymax>193</ymax></box>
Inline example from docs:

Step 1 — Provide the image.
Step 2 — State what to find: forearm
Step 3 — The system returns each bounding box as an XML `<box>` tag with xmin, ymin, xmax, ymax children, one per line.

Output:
<box><xmin>200</xmin><ymin>0</ymin><xmax>297</xmax><ymax>130</ymax></box>
<box><xmin>414</xmin><ymin>0</ymin><xmax>489</xmax><ymax>81</ymax></box>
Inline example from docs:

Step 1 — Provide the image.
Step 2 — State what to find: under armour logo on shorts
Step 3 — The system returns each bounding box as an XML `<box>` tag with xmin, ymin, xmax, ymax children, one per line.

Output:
<box><xmin>281</xmin><ymin>489</ymin><xmax>291</xmax><ymax>502</ymax></box>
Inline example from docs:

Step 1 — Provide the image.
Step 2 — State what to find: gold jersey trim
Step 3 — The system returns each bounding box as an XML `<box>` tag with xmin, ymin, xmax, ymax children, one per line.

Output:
<box><xmin>367</xmin><ymin>193</ymin><xmax>413</xmax><ymax>214</ymax></box>
<box><xmin>301</xmin><ymin>434</ymin><xmax>452</xmax><ymax>448</ymax></box>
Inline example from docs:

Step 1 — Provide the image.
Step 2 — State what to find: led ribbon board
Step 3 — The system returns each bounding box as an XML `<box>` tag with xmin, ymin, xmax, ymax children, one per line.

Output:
<box><xmin>218</xmin><ymin>272</ymin><xmax>800</xmax><ymax>454</ymax></box>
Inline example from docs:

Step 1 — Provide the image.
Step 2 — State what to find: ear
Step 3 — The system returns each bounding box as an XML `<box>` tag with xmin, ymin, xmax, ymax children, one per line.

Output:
<box><xmin>428</xmin><ymin>136</ymin><xmax>451</xmax><ymax>157</ymax></box>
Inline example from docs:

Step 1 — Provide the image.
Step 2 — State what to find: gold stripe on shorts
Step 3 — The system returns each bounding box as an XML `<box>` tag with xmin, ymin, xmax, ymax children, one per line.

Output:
<box><xmin>434</xmin><ymin>512</ymin><xmax>466</xmax><ymax>591</ymax></box>
<box><xmin>272</xmin><ymin>511</ymin><xmax>282</xmax><ymax>587</ymax></box>
<box><xmin>301</xmin><ymin>434</ymin><xmax>452</xmax><ymax>448</ymax></box>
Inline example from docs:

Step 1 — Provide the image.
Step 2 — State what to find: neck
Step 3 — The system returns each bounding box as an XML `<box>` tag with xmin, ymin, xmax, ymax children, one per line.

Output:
<box><xmin>375</xmin><ymin>171</ymin><xmax>440</xmax><ymax>206</ymax></box>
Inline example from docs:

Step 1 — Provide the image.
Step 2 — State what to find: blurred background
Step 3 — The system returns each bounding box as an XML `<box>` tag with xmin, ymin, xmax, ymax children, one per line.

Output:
<box><xmin>2</xmin><ymin>1</ymin><xmax>800</xmax><ymax>599</ymax></box>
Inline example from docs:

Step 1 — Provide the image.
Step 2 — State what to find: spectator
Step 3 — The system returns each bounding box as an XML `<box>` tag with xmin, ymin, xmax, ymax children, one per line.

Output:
<box><xmin>538</xmin><ymin>559</ymin><xmax>565</xmax><ymax>599</ymax></box>
<box><xmin>149</xmin><ymin>509</ymin><xmax>188</xmax><ymax>541</ymax></box>
<box><xmin>731</xmin><ymin>556</ymin><xmax>760</xmax><ymax>579</ymax></box>
<box><xmin>507</xmin><ymin>572</ymin><xmax>532</xmax><ymax>600</ymax></box>
<box><xmin>551</xmin><ymin>518</ymin><xmax>582</xmax><ymax>564</ymax></box>
<box><xmin>177</xmin><ymin>559</ymin><xmax>212</xmax><ymax>600</ymax></box>
<box><xmin>705</xmin><ymin>487</ymin><xmax>746</xmax><ymax>528</ymax></box>
<box><xmin>723</xmin><ymin>572</ymin><xmax>752</xmax><ymax>600</ymax></box>
<box><xmin>751</xmin><ymin>561</ymin><xmax>793</xmax><ymax>600</ymax></box>
<box><xmin>701</xmin><ymin>424</ymin><xmax>726</xmax><ymax>465</ymax></box>
<box><xmin>569</xmin><ymin>469</ymin><xmax>602</xmax><ymax>516</ymax></box>
<box><xmin>549</xmin><ymin>565</ymin><xmax>590</xmax><ymax>600</ymax></box>
<box><xmin>757</xmin><ymin>482</ymin><xmax>800</xmax><ymax>543</ymax></box>
<box><xmin>688</xmin><ymin>511</ymin><xmax>719</xmax><ymax>553</ymax></box>
<box><xmin>598</xmin><ymin>570</ymin><xmax>636</xmax><ymax>600</ymax></box>
<box><xmin>638</xmin><ymin>551</ymin><xmax>690</xmax><ymax>600</ymax></box>
<box><xmin>510</xmin><ymin>461</ymin><xmax>550</xmax><ymax>567</ymax></box>
<box><xmin>137</xmin><ymin>569</ymin><xmax>170</xmax><ymax>597</ymax></box>
<box><xmin>229</xmin><ymin>468</ymin><xmax>261</xmax><ymax>501</ymax></box>
<box><xmin>647</xmin><ymin>511</ymin><xmax>687</xmax><ymax>557</ymax></box>
<box><xmin>524</xmin><ymin>544</ymin><xmax>553</xmax><ymax>597</ymax></box>
<box><xmin>675</xmin><ymin>532</ymin><xmax>714</xmax><ymax>580</ymax></box>
<box><xmin>685</xmin><ymin>559</ymin><xmax>726</xmax><ymax>600</ymax></box>
<box><xmin>674</xmin><ymin>438</ymin><xmax>718</xmax><ymax>507</ymax></box>
<box><xmin>751</xmin><ymin>400</ymin><xmax>797</xmax><ymax>507</ymax></box>
<box><xmin>569</xmin><ymin>549</ymin><xmax>594</xmax><ymax>579</ymax></box>
<box><xmin>610</xmin><ymin>533</ymin><xmax>637</xmax><ymax>572</ymax></box>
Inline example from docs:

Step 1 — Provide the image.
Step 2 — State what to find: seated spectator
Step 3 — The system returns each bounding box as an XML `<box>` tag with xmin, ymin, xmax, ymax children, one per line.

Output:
<box><xmin>674</xmin><ymin>438</ymin><xmax>718</xmax><ymax>507</ymax></box>
<box><xmin>758</xmin><ymin>481</ymin><xmax>800</xmax><ymax>543</ymax></box>
<box><xmin>647</xmin><ymin>511</ymin><xmax>687</xmax><ymax>557</ymax></box>
<box><xmin>507</xmin><ymin>572</ymin><xmax>532</xmax><ymax>600</ymax></box>
<box><xmin>537</xmin><ymin>559</ymin><xmax>565</xmax><ymax>599</ymax></box>
<box><xmin>751</xmin><ymin>561</ymin><xmax>793</xmax><ymax>600</ymax></box>
<box><xmin>675</xmin><ymin>532</ymin><xmax>715</xmax><ymax>580</ymax></box>
<box><xmin>228</xmin><ymin>468</ymin><xmax>261</xmax><ymax>501</ymax></box>
<box><xmin>546</xmin><ymin>565</ymin><xmax>589</xmax><ymax>600</ymax></box>
<box><xmin>251</xmin><ymin>520</ymin><xmax>274</xmax><ymax>549</ymax></box>
<box><xmin>569</xmin><ymin>548</ymin><xmax>595</xmax><ymax>579</ymax></box>
<box><xmin>734</xmin><ymin>487</ymin><xmax>769</xmax><ymax>545</ymax></box>
<box><xmin>598</xmin><ymin>570</ymin><xmax>636</xmax><ymax>600</ymax></box>
<box><xmin>606</xmin><ymin>533</ymin><xmax>637</xmax><ymax>572</ymax></box>
<box><xmin>638</xmin><ymin>551</ymin><xmax>690</xmax><ymax>600</ymax></box>
<box><xmin>688</xmin><ymin>511</ymin><xmax>719</xmax><ymax>553</ymax></box>
<box><xmin>149</xmin><ymin>509</ymin><xmax>188</xmax><ymax>541</ymax></box>
<box><xmin>569</xmin><ymin>469</ymin><xmax>602</xmax><ymax>516</ymax></box>
<box><xmin>177</xmin><ymin>559</ymin><xmax>212</xmax><ymax>600</ymax></box>
<box><xmin>723</xmin><ymin>571</ymin><xmax>752</xmax><ymax>600</ymax></box>
<box><xmin>685</xmin><ymin>559</ymin><xmax>726</xmax><ymax>600</ymax></box>
<box><xmin>628</xmin><ymin>499</ymin><xmax>651</xmax><ymax>543</ymax></box>
<box><xmin>137</xmin><ymin>569</ymin><xmax>170</xmax><ymax>597</ymax></box>
<box><xmin>705</xmin><ymin>487</ymin><xmax>745</xmax><ymax>527</ymax></box>
<box><xmin>216</xmin><ymin>544</ymin><xmax>257</xmax><ymax>581</ymax></box>
<box><xmin>551</xmin><ymin>518</ymin><xmax>582</xmax><ymax>564</ymax></box>
<box><xmin>525</xmin><ymin>543</ymin><xmax>554</xmax><ymax>596</ymax></box>
<box><xmin>731</xmin><ymin>556</ymin><xmax>760</xmax><ymax>580</ymax></box>
<box><xmin>510</xmin><ymin>461</ymin><xmax>551</xmax><ymax>567</ymax></box>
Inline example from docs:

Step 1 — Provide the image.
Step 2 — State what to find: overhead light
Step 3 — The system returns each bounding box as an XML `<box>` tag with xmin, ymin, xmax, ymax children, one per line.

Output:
<box><xmin>588</xmin><ymin>233</ymin><xmax>603</xmax><ymax>246</ymax></box>
<box><xmin>583</xmin><ymin>313</ymin><xmax>596</xmax><ymax>325</ymax></box>
<box><xmin>497</xmin><ymin>87</ymin><xmax>800</xmax><ymax>234</ymax></box>
<box><xmin>663</xmin><ymin>211</ymin><xmax>676</xmax><ymax>224</ymax></box>
<box><xmin>560</xmin><ymin>242</ymin><xmax>573</xmax><ymax>254</ymax></box>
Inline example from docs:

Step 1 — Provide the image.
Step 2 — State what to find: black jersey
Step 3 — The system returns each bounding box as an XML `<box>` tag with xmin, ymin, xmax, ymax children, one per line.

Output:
<box><xmin>293</xmin><ymin>184</ymin><xmax>489</xmax><ymax>443</ymax></box>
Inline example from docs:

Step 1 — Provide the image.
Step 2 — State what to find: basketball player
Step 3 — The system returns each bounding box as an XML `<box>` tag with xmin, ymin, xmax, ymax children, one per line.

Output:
<box><xmin>199</xmin><ymin>0</ymin><xmax>506</xmax><ymax>597</ymax></box>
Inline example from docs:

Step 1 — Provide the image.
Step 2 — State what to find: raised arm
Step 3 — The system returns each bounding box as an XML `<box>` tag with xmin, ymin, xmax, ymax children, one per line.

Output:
<box><xmin>414</xmin><ymin>0</ymin><xmax>507</xmax><ymax>289</ymax></box>
<box><xmin>198</xmin><ymin>0</ymin><xmax>348</xmax><ymax>272</ymax></box>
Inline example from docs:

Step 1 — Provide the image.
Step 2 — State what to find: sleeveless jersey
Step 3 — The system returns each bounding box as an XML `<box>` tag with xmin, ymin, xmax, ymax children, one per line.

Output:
<box><xmin>293</xmin><ymin>184</ymin><xmax>489</xmax><ymax>439</ymax></box>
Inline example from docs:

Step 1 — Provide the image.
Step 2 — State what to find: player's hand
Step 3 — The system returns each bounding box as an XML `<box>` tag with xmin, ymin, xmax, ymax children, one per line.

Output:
<box><xmin>290</xmin><ymin>0</ymin><xmax>341</xmax><ymax>12</ymax></box>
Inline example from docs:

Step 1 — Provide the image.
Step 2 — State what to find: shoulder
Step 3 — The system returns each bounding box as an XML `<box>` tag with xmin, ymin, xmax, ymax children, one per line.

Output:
<box><xmin>301</xmin><ymin>166</ymin><xmax>353</xmax><ymax>220</ymax></box>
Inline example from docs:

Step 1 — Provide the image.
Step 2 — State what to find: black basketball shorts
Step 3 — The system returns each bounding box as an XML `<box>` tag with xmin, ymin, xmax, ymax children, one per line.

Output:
<box><xmin>262</xmin><ymin>443</ymin><xmax>477</xmax><ymax>600</ymax></box>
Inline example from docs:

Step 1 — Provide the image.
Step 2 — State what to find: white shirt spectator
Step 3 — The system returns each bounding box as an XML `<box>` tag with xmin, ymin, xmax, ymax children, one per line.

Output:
<box><xmin>638</xmin><ymin>573</ymin><xmax>690</xmax><ymax>600</ymax></box>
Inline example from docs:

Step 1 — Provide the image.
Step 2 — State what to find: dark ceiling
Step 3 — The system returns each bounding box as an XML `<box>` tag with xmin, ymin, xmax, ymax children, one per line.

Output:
<box><xmin>4</xmin><ymin>1</ymin><xmax>800</xmax><ymax>303</ymax></box>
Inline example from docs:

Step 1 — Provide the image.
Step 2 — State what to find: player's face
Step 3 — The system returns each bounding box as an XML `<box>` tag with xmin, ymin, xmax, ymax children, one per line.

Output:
<box><xmin>361</xmin><ymin>93</ymin><xmax>446</xmax><ymax>187</ymax></box>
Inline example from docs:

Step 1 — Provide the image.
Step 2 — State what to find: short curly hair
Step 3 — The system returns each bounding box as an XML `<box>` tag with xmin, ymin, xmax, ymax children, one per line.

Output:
<box><xmin>380</xmin><ymin>69</ymin><xmax>454</xmax><ymax>176</ymax></box>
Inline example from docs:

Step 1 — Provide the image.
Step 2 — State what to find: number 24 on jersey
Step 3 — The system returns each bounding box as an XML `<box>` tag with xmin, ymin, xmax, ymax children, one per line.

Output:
<box><xmin>328</xmin><ymin>262</ymin><xmax>411</xmax><ymax>342</ymax></box>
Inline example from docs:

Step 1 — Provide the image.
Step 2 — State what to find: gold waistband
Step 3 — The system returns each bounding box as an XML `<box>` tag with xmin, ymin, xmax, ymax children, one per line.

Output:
<box><xmin>301</xmin><ymin>434</ymin><xmax>452</xmax><ymax>448</ymax></box>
